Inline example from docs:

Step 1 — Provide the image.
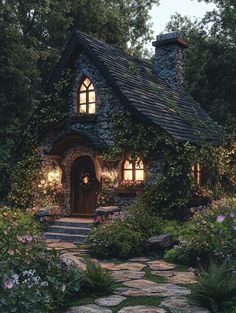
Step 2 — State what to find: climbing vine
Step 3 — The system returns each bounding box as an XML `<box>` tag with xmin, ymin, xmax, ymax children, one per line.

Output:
<box><xmin>104</xmin><ymin>111</ymin><xmax>235</xmax><ymax>219</ymax></box>
<box><xmin>7</xmin><ymin>70</ymin><xmax>73</xmax><ymax>208</ymax></box>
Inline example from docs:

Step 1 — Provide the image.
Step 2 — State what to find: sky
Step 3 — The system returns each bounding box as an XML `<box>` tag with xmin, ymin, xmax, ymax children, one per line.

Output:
<box><xmin>148</xmin><ymin>0</ymin><xmax>216</xmax><ymax>49</ymax></box>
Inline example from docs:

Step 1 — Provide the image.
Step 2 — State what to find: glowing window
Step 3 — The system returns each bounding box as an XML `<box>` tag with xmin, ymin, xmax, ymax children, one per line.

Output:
<box><xmin>77</xmin><ymin>77</ymin><xmax>96</xmax><ymax>114</ymax></box>
<box><xmin>192</xmin><ymin>163</ymin><xmax>201</xmax><ymax>185</ymax></box>
<box><xmin>123</xmin><ymin>158</ymin><xmax>144</xmax><ymax>181</ymax></box>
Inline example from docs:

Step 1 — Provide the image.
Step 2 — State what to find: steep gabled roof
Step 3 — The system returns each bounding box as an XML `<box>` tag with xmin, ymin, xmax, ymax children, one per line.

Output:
<box><xmin>50</xmin><ymin>31</ymin><xmax>222</xmax><ymax>144</ymax></box>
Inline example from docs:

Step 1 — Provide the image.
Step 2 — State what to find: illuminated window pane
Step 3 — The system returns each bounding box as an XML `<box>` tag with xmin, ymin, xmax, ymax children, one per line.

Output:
<box><xmin>192</xmin><ymin>163</ymin><xmax>201</xmax><ymax>185</ymax></box>
<box><xmin>84</xmin><ymin>78</ymin><xmax>91</xmax><ymax>87</ymax></box>
<box><xmin>89</xmin><ymin>83</ymin><xmax>94</xmax><ymax>90</ymax></box>
<box><xmin>80</xmin><ymin>84</ymin><xmax>86</xmax><ymax>91</ymax></box>
<box><xmin>89</xmin><ymin>91</ymin><xmax>96</xmax><ymax>103</ymax></box>
<box><xmin>80</xmin><ymin>92</ymin><xmax>86</xmax><ymax>104</ymax></box>
<box><xmin>124</xmin><ymin>170</ymin><xmax>133</xmax><ymax>180</ymax></box>
<box><xmin>89</xmin><ymin>103</ymin><xmax>96</xmax><ymax>114</ymax></box>
<box><xmin>80</xmin><ymin>104</ymin><xmax>87</xmax><ymax>113</ymax></box>
<box><xmin>135</xmin><ymin>170</ymin><xmax>144</xmax><ymax>181</ymax></box>
<box><xmin>135</xmin><ymin>158</ymin><xmax>144</xmax><ymax>169</ymax></box>
<box><xmin>124</xmin><ymin>159</ymin><xmax>132</xmax><ymax>169</ymax></box>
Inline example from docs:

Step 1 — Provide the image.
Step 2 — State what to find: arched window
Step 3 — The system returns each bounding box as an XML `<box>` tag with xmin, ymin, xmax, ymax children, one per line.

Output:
<box><xmin>192</xmin><ymin>163</ymin><xmax>201</xmax><ymax>185</ymax></box>
<box><xmin>77</xmin><ymin>77</ymin><xmax>96</xmax><ymax>114</ymax></box>
<box><xmin>122</xmin><ymin>157</ymin><xmax>144</xmax><ymax>181</ymax></box>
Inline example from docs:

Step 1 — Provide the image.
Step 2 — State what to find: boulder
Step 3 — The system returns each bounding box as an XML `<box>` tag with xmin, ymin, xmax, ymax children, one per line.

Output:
<box><xmin>148</xmin><ymin>234</ymin><xmax>173</xmax><ymax>249</ymax></box>
<box><xmin>96</xmin><ymin>206</ymin><xmax>120</xmax><ymax>216</ymax></box>
<box><xmin>36</xmin><ymin>205</ymin><xmax>62</xmax><ymax>217</ymax></box>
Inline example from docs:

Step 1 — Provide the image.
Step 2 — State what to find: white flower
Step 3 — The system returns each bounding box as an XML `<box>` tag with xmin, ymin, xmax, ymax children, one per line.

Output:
<box><xmin>61</xmin><ymin>284</ymin><xmax>66</xmax><ymax>292</ymax></box>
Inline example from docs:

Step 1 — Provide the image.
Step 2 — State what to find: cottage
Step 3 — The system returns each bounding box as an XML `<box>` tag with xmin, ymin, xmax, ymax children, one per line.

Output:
<box><xmin>41</xmin><ymin>31</ymin><xmax>219</xmax><ymax>217</ymax></box>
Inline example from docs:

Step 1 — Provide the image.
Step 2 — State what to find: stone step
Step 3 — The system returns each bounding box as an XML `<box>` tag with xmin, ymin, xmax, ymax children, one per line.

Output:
<box><xmin>47</xmin><ymin>225</ymin><xmax>91</xmax><ymax>235</ymax></box>
<box><xmin>44</xmin><ymin>232</ymin><xmax>87</xmax><ymax>243</ymax></box>
<box><xmin>53</xmin><ymin>220</ymin><xmax>93</xmax><ymax>228</ymax></box>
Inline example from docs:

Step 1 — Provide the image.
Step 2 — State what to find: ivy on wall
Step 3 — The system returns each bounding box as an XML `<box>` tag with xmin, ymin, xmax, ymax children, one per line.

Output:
<box><xmin>7</xmin><ymin>71</ymin><xmax>73</xmax><ymax>208</ymax></box>
<box><xmin>104</xmin><ymin>111</ymin><xmax>235</xmax><ymax>219</ymax></box>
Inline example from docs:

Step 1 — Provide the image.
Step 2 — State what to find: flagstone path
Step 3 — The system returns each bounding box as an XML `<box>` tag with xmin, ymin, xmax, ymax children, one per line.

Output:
<box><xmin>46</xmin><ymin>241</ymin><xmax>209</xmax><ymax>313</ymax></box>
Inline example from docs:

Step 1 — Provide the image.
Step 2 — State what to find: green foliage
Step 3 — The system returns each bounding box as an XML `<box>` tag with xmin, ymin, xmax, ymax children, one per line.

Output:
<box><xmin>0</xmin><ymin>207</ymin><xmax>80</xmax><ymax>313</ymax></box>
<box><xmin>0</xmin><ymin>0</ymin><xmax>159</xmax><ymax>201</ymax></box>
<box><xmin>164</xmin><ymin>199</ymin><xmax>236</xmax><ymax>266</ymax></box>
<box><xmin>81</xmin><ymin>261</ymin><xmax>115</xmax><ymax>295</ymax></box>
<box><xmin>105</xmin><ymin>112</ymin><xmax>235</xmax><ymax>219</ymax></box>
<box><xmin>87</xmin><ymin>220</ymin><xmax>146</xmax><ymax>259</ymax></box>
<box><xmin>7</xmin><ymin>72</ymin><xmax>72</xmax><ymax>208</ymax></box>
<box><xmin>190</xmin><ymin>262</ymin><xmax>236</xmax><ymax>313</ymax></box>
<box><xmin>166</xmin><ymin>7</ymin><xmax>236</xmax><ymax>136</ymax></box>
<box><xmin>127</xmin><ymin>202</ymin><xmax>162</xmax><ymax>237</ymax></box>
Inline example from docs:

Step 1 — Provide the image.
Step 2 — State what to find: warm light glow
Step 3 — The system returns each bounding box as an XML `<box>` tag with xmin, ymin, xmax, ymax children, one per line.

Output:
<box><xmin>47</xmin><ymin>167</ymin><xmax>61</xmax><ymax>183</ymax></box>
<box><xmin>123</xmin><ymin>157</ymin><xmax>144</xmax><ymax>181</ymax></box>
<box><xmin>192</xmin><ymin>163</ymin><xmax>201</xmax><ymax>185</ymax></box>
<box><xmin>78</xmin><ymin>77</ymin><xmax>96</xmax><ymax>114</ymax></box>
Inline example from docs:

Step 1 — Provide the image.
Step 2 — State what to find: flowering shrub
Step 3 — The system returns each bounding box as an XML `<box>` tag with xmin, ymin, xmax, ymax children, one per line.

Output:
<box><xmin>87</xmin><ymin>220</ymin><xmax>146</xmax><ymax>259</ymax></box>
<box><xmin>32</xmin><ymin>167</ymin><xmax>65</xmax><ymax>207</ymax></box>
<box><xmin>119</xmin><ymin>180</ymin><xmax>144</xmax><ymax>189</ymax></box>
<box><xmin>164</xmin><ymin>199</ymin><xmax>236</xmax><ymax>266</ymax></box>
<box><xmin>0</xmin><ymin>207</ymin><xmax>80</xmax><ymax>313</ymax></box>
<box><xmin>97</xmin><ymin>175</ymin><xmax>116</xmax><ymax>207</ymax></box>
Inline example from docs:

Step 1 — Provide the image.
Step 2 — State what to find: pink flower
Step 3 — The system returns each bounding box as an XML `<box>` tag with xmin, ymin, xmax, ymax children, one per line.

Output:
<box><xmin>16</xmin><ymin>235</ymin><xmax>23</xmax><ymax>242</ymax></box>
<box><xmin>23</xmin><ymin>235</ymin><xmax>32</xmax><ymax>243</ymax></box>
<box><xmin>4</xmin><ymin>278</ymin><xmax>14</xmax><ymax>289</ymax></box>
<box><xmin>216</xmin><ymin>215</ymin><xmax>226</xmax><ymax>223</ymax></box>
<box><xmin>7</xmin><ymin>249</ymin><xmax>14</xmax><ymax>256</ymax></box>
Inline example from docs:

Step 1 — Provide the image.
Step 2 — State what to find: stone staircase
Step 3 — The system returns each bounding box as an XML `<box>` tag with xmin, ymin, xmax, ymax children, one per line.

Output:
<box><xmin>44</xmin><ymin>218</ymin><xmax>93</xmax><ymax>243</ymax></box>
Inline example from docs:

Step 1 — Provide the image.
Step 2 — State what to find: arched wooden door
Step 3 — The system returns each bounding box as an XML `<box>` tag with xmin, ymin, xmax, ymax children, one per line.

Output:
<box><xmin>71</xmin><ymin>156</ymin><xmax>99</xmax><ymax>217</ymax></box>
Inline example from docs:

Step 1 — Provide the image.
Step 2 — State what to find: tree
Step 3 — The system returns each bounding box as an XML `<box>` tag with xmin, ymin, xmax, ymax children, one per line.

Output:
<box><xmin>0</xmin><ymin>0</ymin><xmax>159</xmax><ymax>200</ymax></box>
<box><xmin>166</xmin><ymin>4</ymin><xmax>236</xmax><ymax>137</ymax></box>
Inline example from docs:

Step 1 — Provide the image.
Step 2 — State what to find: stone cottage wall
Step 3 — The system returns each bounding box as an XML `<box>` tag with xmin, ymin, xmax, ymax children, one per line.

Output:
<box><xmin>70</xmin><ymin>52</ymin><xmax>125</xmax><ymax>145</ymax></box>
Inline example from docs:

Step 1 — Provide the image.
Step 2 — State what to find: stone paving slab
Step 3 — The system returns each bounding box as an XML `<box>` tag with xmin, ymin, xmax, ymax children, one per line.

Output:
<box><xmin>148</xmin><ymin>260</ymin><xmax>176</xmax><ymax>271</ymax></box>
<box><xmin>46</xmin><ymin>241</ymin><xmax>77</xmax><ymax>250</ymax></box>
<box><xmin>160</xmin><ymin>297</ymin><xmax>210</xmax><ymax>313</ymax></box>
<box><xmin>100</xmin><ymin>262</ymin><xmax>146</xmax><ymax>272</ymax></box>
<box><xmin>120</xmin><ymin>280</ymin><xmax>191</xmax><ymax>297</ymax></box>
<box><xmin>64</xmin><ymin>304</ymin><xmax>112</xmax><ymax>313</ymax></box>
<box><xmin>95</xmin><ymin>295</ymin><xmax>126</xmax><ymax>307</ymax></box>
<box><xmin>112</xmin><ymin>270</ymin><xmax>145</xmax><ymax>282</ymax></box>
<box><xmin>151</xmin><ymin>271</ymin><xmax>197</xmax><ymax>284</ymax></box>
<box><xmin>118</xmin><ymin>306</ymin><xmax>167</xmax><ymax>313</ymax></box>
<box><xmin>129</xmin><ymin>257</ymin><xmax>150</xmax><ymax>263</ymax></box>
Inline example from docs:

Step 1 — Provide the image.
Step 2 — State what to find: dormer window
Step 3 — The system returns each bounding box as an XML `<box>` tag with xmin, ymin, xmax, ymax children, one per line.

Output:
<box><xmin>77</xmin><ymin>77</ymin><xmax>96</xmax><ymax>114</ymax></box>
<box><xmin>122</xmin><ymin>157</ymin><xmax>144</xmax><ymax>181</ymax></box>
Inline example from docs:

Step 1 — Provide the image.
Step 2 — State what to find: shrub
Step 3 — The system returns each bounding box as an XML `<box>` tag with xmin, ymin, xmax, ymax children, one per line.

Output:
<box><xmin>190</xmin><ymin>262</ymin><xmax>236</xmax><ymax>313</ymax></box>
<box><xmin>127</xmin><ymin>199</ymin><xmax>183</xmax><ymax>243</ymax></box>
<box><xmin>164</xmin><ymin>199</ymin><xmax>236</xmax><ymax>266</ymax></box>
<box><xmin>87</xmin><ymin>220</ymin><xmax>146</xmax><ymax>259</ymax></box>
<box><xmin>0</xmin><ymin>207</ymin><xmax>80</xmax><ymax>313</ymax></box>
<box><xmin>81</xmin><ymin>261</ymin><xmax>115</xmax><ymax>295</ymax></box>
<box><xmin>127</xmin><ymin>202</ymin><xmax>162</xmax><ymax>238</ymax></box>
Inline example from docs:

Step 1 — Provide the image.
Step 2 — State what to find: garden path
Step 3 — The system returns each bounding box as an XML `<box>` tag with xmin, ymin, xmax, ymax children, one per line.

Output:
<box><xmin>46</xmin><ymin>241</ymin><xmax>209</xmax><ymax>313</ymax></box>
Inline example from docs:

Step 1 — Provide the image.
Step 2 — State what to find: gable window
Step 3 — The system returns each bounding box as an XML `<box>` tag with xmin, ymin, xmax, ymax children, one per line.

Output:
<box><xmin>77</xmin><ymin>77</ymin><xmax>96</xmax><ymax>114</ymax></box>
<box><xmin>192</xmin><ymin>163</ymin><xmax>201</xmax><ymax>185</ymax></box>
<box><xmin>122</xmin><ymin>157</ymin><xmax>144</xmax><ymax>181</ymax></box>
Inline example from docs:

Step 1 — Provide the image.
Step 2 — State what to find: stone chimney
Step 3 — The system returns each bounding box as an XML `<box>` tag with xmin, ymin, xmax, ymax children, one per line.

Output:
<box><xmin>152</xmin><ymin>32</ymin><xmax>188</xmax><ymax>91</ymax></box>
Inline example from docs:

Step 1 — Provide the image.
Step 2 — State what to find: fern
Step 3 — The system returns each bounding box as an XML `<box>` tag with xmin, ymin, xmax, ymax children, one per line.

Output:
<box><xmin>190</xmin><ymin>261</ymin><xmax>236</xmax><ymax>313</ymax></box>
<box><xmin>81</xmin><ymin>261</ymin><xmax>115</xmax><ymax>295</ymax></box>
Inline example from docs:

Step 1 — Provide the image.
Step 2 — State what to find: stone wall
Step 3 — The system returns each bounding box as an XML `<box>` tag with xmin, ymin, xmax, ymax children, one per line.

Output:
<box><xmin>70</xmin><ymin>52</ymin><xmax>126</xmax><ymax>146</ymax></box>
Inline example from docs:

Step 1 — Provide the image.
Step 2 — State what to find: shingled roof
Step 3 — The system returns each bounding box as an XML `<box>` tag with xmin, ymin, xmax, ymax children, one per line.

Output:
<box><xmin>50</xmin><ymin>31</ymin><xmax>222</xmax><ymax>144</ymax></box>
